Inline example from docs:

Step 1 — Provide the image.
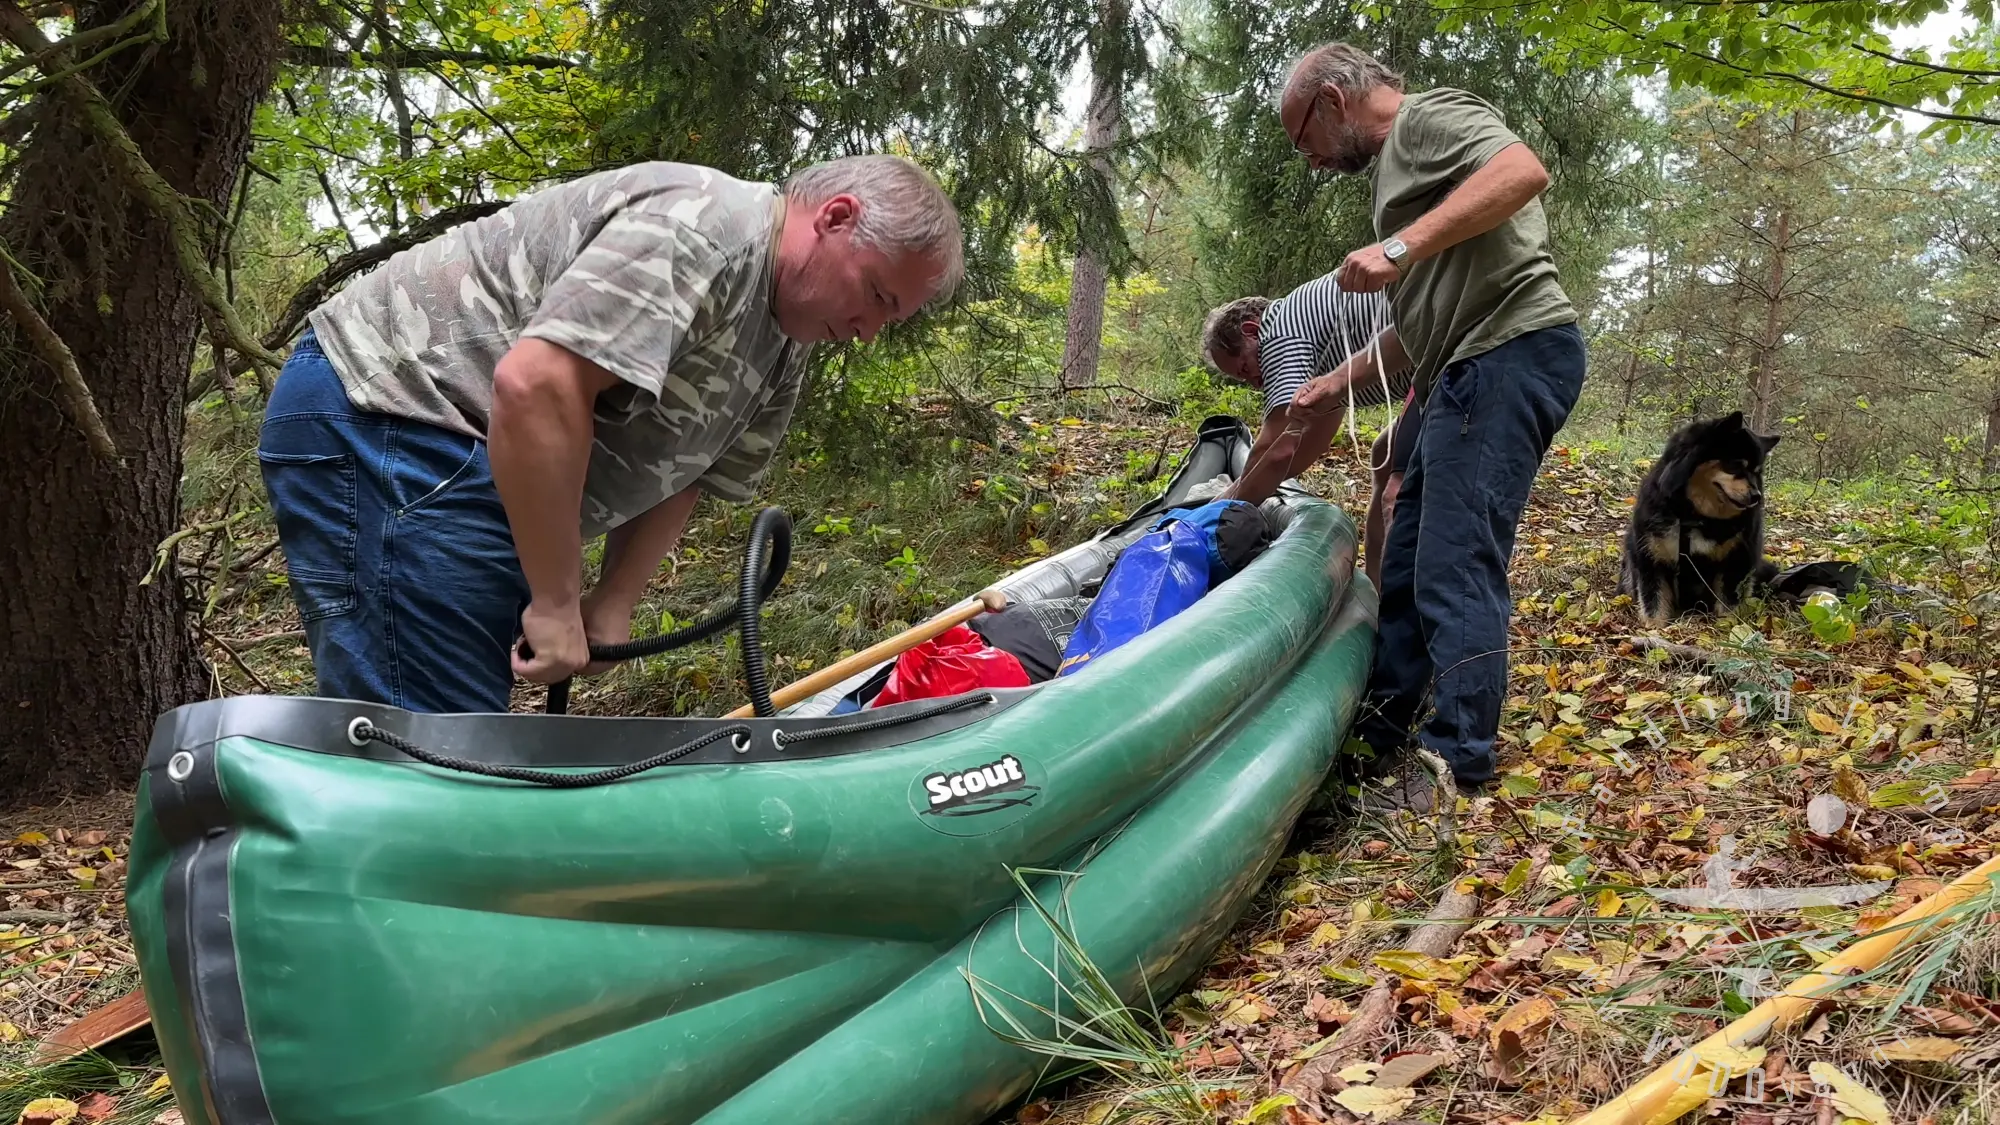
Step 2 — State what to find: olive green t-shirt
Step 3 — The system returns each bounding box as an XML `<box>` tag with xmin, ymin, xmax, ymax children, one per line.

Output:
<box><xmin>1369</xmin><ymin>87</ymin><xmax>1576</xmax><ymax>404</ymax></box>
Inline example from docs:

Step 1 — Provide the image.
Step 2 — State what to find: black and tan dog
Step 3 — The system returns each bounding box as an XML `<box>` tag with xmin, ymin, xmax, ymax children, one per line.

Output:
<box><xmin>1620</xmin><ymin>411</ymin><xmax>1781</xmax><ymax>625</ymax></box>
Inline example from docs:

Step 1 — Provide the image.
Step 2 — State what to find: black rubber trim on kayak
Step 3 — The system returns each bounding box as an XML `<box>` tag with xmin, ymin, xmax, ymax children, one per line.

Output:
<box><xmin>143</xmin><ymin>689</ymin><xmax>1033</xmax><ymax>776</ymax></box>
<box><xmin>145</xmin><ymin>709</ymin><xmax>276</xmax><ymax>1125</ymax></box>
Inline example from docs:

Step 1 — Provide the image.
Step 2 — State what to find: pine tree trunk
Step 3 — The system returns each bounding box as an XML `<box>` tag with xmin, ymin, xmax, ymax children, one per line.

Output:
<box><xmin>1748</xmin><ymin>204</ymin><xmax>1790</xmax><ymax>432</ymax></box>
<box><xmin>1058</xmin><ymin>0</ymin><xmax>1127</xmax><ymax>391</ymax></box>
<box><xmin>1985</xmin><ymin>380</ymin><xmax>2000</xmax><ymax>480</ymax></box>
<box><xmin>0</xmin><ymin>0</ymin><xmax>283</xmax><ymax>803</ymax></box>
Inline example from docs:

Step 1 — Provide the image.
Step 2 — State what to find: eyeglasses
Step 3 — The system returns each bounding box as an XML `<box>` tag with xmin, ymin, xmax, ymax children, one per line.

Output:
<box><xmin>1287</xmin><ymin>90</ymin><xmax>1323</xmax><ymax>153</ymax></box>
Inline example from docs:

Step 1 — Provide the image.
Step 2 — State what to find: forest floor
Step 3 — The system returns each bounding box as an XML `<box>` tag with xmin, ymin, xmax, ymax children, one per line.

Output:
<box><xmin>3</xmin><ymin>403</ymin><xmax>1998</xmax><ymax>1125</ymax></box>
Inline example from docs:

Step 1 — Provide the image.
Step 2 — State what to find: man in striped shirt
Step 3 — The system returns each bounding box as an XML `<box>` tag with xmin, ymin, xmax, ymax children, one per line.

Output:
<box><xmin>1202</xmin><ymin>272</ymin><xmax>1416</xmax><ymax>582</ymax></box>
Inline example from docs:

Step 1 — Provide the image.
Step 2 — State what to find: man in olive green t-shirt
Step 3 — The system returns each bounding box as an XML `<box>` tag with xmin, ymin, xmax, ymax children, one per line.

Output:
<box><xmin>1277</xmin><ymin>43</ymin><xmax>1587</xmax><ymax>799</ymax></box>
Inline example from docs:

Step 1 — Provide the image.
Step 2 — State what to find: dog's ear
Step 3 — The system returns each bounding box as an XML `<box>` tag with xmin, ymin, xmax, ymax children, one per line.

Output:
<box><xmin>1721</xmin><ymin>410</ymin><xmax>1745</xmax><ymax>430</ymax></box>
<box><xmin>1754</xmin><ymin>430</ymin><xmax>1780</xmax><ymax>454</ymax></box>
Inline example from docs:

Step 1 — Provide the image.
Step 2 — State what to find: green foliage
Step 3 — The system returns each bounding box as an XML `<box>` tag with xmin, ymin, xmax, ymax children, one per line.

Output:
<box><xmin>1431</xmin><ymin>1</ymin><xmax>2000</xmax><ymax>134</ymax></box>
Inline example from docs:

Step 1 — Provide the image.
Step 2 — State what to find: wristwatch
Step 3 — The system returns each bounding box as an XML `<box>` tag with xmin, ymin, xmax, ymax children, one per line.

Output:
<box><xmin>1381</xmin><ymin>236</ymin><xmax>1409</xmax><ymax>267</ymax></box>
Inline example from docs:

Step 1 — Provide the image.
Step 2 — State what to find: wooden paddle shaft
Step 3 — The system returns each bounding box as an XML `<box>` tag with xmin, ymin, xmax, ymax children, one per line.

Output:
<box><xmin>725</xmin><ymin>588</ymin><xmax>1008</xmax><ymax>719</ymax></box>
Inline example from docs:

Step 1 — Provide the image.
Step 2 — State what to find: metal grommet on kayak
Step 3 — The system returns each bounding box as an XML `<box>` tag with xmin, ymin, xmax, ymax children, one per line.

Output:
<box><xmin>165</xmin><ymin>751</ymin><xmax>194</xmax><ymax>782</ymax></box>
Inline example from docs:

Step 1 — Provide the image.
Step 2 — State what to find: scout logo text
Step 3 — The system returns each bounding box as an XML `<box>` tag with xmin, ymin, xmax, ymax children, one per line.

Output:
<box><xmin>921</xmin><ymin>755</ymin><xmax>1037</xmax><ymax>817</ymax></box>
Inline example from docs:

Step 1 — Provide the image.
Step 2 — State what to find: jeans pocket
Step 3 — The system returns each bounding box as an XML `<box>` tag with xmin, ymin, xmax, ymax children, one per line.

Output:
<box><xmin>386</xmin><ymin>423</ymin><xmax>484</xmax><ymax>517</ymax></box>
<box><xmin>257</xmin><ymin>450</ymin><xmax>360</xmax><ymax>621</ymax></box>
<box><xmin>1438</xmin><ymin>359</ymin><xmax>1480</xmax><ymax>434</ymax></box>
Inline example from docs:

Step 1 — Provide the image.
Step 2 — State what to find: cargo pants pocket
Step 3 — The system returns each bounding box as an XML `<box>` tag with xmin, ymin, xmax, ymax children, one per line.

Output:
<box><xmin>257</xmin><ymin>450</ymin><xmax>360</xmax><ymax>622</ymax></box>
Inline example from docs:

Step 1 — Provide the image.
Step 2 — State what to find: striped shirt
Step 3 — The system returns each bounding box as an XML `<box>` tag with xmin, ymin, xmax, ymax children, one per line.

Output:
<box><xmin>1259</xmin><ymin>274</ymin><xmax>1411</xmax><ymax>418</ymax></box>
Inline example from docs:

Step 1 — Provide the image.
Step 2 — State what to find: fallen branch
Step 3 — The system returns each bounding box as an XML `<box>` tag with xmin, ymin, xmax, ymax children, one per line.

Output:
<box><xmin>199</xmin><ymin>622</ymin><xmax>274</xmax><ymax>694</ymax></box>
<box><xmin>0</xmin><ymin>244</ymin><xmax>119</xmax><ymax>461</ymax></box>
<box><xmin>1629</xmin><ymin>635</ymin><xmax>1727</xmax><ymax>664</ymax></box>
<box><xmin>1282</xmin><ymin>878</ymin><xmax>1481</xmax><ymax>1106</ymax></box>
<box><xmin>0</xmin><ymin>908</ymin><xmax>69</xmax><ymax>925</ymax></box>
<box><xmin>0</xmin><ymin>4</ymin><xmax>284</xmax><ymax>378</ymax></box>
<box><xmin>140</xmin><ymin>513</ymin><xmax>250</xmax><ymax>587</ymax></box>
<box><xmin>1569</xmin><ymin>852</ymin><xmax>2000</xmax><ymax>1125</ymax></box>
<box><xmin>214</xmin><ymin>629</ymin><xmax>305</xmax><ymax>651</ymax></box>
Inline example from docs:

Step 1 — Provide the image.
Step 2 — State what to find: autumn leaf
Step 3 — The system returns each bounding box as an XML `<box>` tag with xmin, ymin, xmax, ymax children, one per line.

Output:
<box><xmin>73</xmin><ymin>1096</ymin><xmax>119</xmax><ymax>1124</ymax></box>
<box><xmin>1309</xmin><ymin>922</ymin><xmax>1343</xmax><ymax>948</ymax></box>
<box><xmin>1375</xmin><ymin>1052</ymin><xmax>1446</xmax><ymax>1088</ymax></box>
<box><xmin>1254</xmin><ymin>940</ymin><xmax>1286</xmax><ymax>956</ymax></box>
<box><xmin>1240</xmin><ymin>1094</ymin><xmax>1298</xmax><ymax>1124</ymax></box>
<box><xmin>16</xmin><ymin>1100</ymin><xmax>80</xmax><ymax>1125</ymax></box>
<box><xmin>1833</xmin><ymin>764</ymin><xmax>1871</xmax><ymax>807</ymax></box>
<box><xmin>1872</xmin><ymin>1036</ymin><xmax>1963</xmax><ymax>1062</ymax></box>
<box><xmin>1908</xmin><ymin>1006</ymin><xmax>1981</xmax><ymax>1035</ymax></box>
<box><xmin>1337</xmin><ymin>1062</ymin><xmax>1380</xmax><ymax>1082</ymax></box>
<box><xmin>0</xmin><ymin>1021</ymin><xmax>20</xmax><ymax>1042</ymax></box>
<box><xmin>1331</xmin><ymin>1085</ymin><xmax>1417</xmax><ymax>1120</ymax></box>
<box><xmin>1501</xmin><ymin>856</ymin><xmax>1534</xmax><ymax>894</ymax></box>
<box><xmin>1808</xmin><ymin>710</ymin><xmax>1844</xmax><ymax>734</ymax></box>
<box><xmin>1807</xmin><ymin>1062</ymin><xmax>1891</xmax><ymax>1125</ymax></box>
<box><xmin>1371</xmin><ymin>949</ymin><xmax>1476</xmax><ymax>982</ymax></box>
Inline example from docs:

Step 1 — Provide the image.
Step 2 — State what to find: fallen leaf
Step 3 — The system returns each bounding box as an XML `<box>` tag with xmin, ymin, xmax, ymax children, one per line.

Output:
<box><xmin>1801</xmin><ymin>1011</ymin><xmax>1832</xmax><ymax>1044</ymax></box>
<box><xmin>1595</xmin><ymin>889</ymin><xmax>1624</xmax><ymax>917</ymax></box>
<box><xmin>1542</xmin><ymin>950</ymin><xmax>1600</xmax><ymax>975</ymax></box>
<box><xmin>1501</xmin><ymin>856</ymin><xmax>1534</xmax><ymax>894</ymax></box>
<box><xmin>1872</xmin><ymin>1036</ymin><xmax>1964</xmax><ymax>1062</ymax></box>
<box><xmin>1372</xmin><ymin>949</ymin><xmax>1474</xmax><ymax>982</ymax></box>
<box><xmin>1310</xmin><ymin>922</ymin><xmax>1343</xmax><ymax>948</ymax></box>
<box><xmin>1847</xmin><ymin>864</ymin><xmax>1899</xmax><ymax>881</ymax></box>
<box><xmin>1808</xmin><ymin>1062</ymin><xmax>1891</xmax><ymax>1125</ymax></box>
<box><xmin>146</xmin><ymin>1076</ymin><xmax>172</xmax><ymax>1098</ymax></box>
<box><xmin>1240</xmin><ymin>1094</ymin><xmax>1298</xmax><ymax>1124</ymax></box>
<box><xmin>12</xmin><ymin>831</ymin><xmax>50</xmax><ymax>846</ymax></box>
<box><xmin>1808</xmin><ymin>711</ymin><xmax>1844</xmax><ymax>735</ymax></box>
<box><xmin>1304</xmin><ymin>993</ymin><xmax>1349</xmax><ymax>1028</ymax></box>
<box><xmin>1908</xmin><ymin>1007</ymin><xmax>1981</xmax><ymax>1035</ymax></box>
<box><xmin>1490</xmin><ymin>995</ymin><xmax>1557</xmax><ymax>1046</ymax></box>
<box><xmin>17</xmin><ymin>1100</ymin><xmax>80</xmax><ymax>1125</ymax></box>
<box><xmin>1337</xmin><ymin>1062</ymin><xmax>1380</xmax><ymax>1082</ymax></box>
<box><xmin>0</xmin><ymin>1021</ymin><xmax>20</xmax><ymax>1042</ymax></box>
<box><xmin>1833</xmin><ymin>764</ymin><xmax>1871</xmax><ymax>808</ymax></box>
<box><xmin>1447</xmin><ymin>1003</ymin><xmax>1490</xmax><ymax>1039</ymax></box>
<box><xmin>1219</xmin><ymin>996</ymin><xmax>1274</xmax><ymax>1027</ymax></box>
<box><xmin>1375</xmin><ymin>1051</ymin><xmax>1445</xmax><ymax>1088</ymax></box>
<box><xmin>1331</xmin><ymin>1085</ymin><xmax>1417</xmax><ymax>1120</ymax></box>
<box><xmin>75</xmin><ymin>831</ymin><xmax>106</xmax><ymax>848</ymax></box>
<box><xmin>73</xmin><ymin>1096</ymin><xmax>118</xmax><ymax>1124</ymax></box>
<box><xmin>1016</xmin><ymin>1101</ymin><xmax>1053</xmax><ymax>1125</ymax></box>
<box><xmin>151</xmin><ymin>1112</ymin><xmax>184</xmax><ymax>1125</ymax></box>
<box><xmin>1254</xmin><ymin>941</ymin><xmax>1287</xmax><ymax>956</ymax></box>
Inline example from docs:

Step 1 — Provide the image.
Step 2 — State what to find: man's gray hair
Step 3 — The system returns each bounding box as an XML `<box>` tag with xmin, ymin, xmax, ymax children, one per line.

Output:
<box><xmin>785</xmin><ymin>154</ymin><xmax>965</xmax><ymax>302</ymax></box>
<box><xmin>1281</xmin><ymin>42</ymin><xmax>1404</xmax><ymax>110</ymax></box>
<box><xmin>1202</xmin><ymin>296</ymin><xmax>1271</xmax><ymax>368</ymax></box>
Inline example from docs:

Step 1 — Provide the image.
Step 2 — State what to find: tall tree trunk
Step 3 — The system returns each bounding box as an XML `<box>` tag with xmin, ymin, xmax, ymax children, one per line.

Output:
<box><xmin>1985</xmin><ymin>380</ymin><xmax>2000</xmax><ymax>481</ymax></box>
<box><xmin>0</xmin><ymin>0</ymin><xmax>285</xmax><ymax>803</ymax></box>
<box><xmin>1748</xmin><ymin>204</ymin><xmax>1789</xmax><ymax>431</ymax></box>
<box><xmin>1617</xmin><ymin>241</ymin><xmax>1657</xmax><ymax>435</ymax></box>
<box><xmin>1058</xmin><ymin>0</ymin><xmax>1128</xmax><ymax>390</ymax></box>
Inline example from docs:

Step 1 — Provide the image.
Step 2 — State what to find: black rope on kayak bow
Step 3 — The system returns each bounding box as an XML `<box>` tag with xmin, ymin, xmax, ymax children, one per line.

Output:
<box><xmin>347</xmin><ymin>716</ymin><xmax>750</xmax><ymax>788</ymax></box>
<box><xmin>532</xmin><ymin>507</ymin><xmax>792</xmax><ymax>718</ymax></box>
<box><xmin>347</xmin><ymin>693</ymin><xmax>1002</xmax><ymax>788</ymax></box>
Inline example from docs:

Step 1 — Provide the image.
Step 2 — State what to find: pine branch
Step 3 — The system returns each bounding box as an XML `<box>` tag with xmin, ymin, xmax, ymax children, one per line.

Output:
<box><xmin>188</xmin><ymin>199</ymin><xmax>509</xmax><ymax>397</ymax></box>
<box><xmin>0</xmin><ymin>243</ymin><xmax>120</xmax><ymax>462</ymax></box>
<box><xmin>0</xmin><ymin>0</ymin><xmax>159</xmax><ymax>87</ymax></box>
<box><xmin>0</xmin><ymin>2</ymin><xmax>286</xmax><ymax>378</ymax></box>
<box><xmin>283</xmin><ymin>42</ymin><xmax>577</xmax><ymax>70</ymax></box>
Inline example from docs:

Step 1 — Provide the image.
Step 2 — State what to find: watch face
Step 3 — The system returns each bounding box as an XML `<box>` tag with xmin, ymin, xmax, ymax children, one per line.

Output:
<box><xmin>1384</xmin><ymin>238</ymin><xmax>1407</xmax><ymax>260</ymax></box>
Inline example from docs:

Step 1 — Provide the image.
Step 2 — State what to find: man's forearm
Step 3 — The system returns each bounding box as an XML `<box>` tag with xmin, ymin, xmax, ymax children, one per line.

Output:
<box><xmin>1397</xmin><ymin>144</ymin><xmax>1550</xmax><ymax>264</ymax></box>
<box><xmin>591</xmin><ymin>487</ymin><xmax>699</xmax><ymax>613</ymax></box>
<box><xmin>1226</xmin><ymin>414</ymin><xmax>1302</xmax><ymax>506</ymax></box>
<box><xmin>489</xmin><ymin>349</ymin><xmax>600</xmax><ymax>609</ymax></box>
<box><xmin>1286</xmin><ymin>410</ymin><xmax>1340</xmax><ymax>479</ymax></box>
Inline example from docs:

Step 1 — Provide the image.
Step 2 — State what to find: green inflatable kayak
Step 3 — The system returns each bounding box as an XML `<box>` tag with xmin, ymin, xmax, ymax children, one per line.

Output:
<box><xmin>127</xmin><ymin>416</ymin><xmax>1378</xmax><ymax>1125</ymax></box>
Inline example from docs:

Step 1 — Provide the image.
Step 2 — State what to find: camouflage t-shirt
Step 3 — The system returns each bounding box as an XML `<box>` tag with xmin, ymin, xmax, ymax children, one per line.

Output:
<box><xmin>306</xmin><ymin>161</ymin><xmax>807</xmax><ymax>540</ymax></box>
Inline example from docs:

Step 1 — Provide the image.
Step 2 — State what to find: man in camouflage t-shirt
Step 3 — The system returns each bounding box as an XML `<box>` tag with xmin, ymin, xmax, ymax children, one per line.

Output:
<box><xmin>1275</xmin><ymin>44</ymin><xmax>1587</xmax><ymax>797</ymax></box>
<box><xmin>258</xmin><ymin>154</ymin><xmax>964</xmax><ymax>713</ymax></box>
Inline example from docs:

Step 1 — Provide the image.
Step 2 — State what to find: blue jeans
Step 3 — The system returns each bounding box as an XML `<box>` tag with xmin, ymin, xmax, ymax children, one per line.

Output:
<box><xmin>257</xmin><ymin>329</ymin><xmax>530</xmax><ymax>713</ymax></box>
<box><xmin>1354</xmin><ymin>323</ymin><xmax>1586</xmax><ymax>784</ymax></box>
